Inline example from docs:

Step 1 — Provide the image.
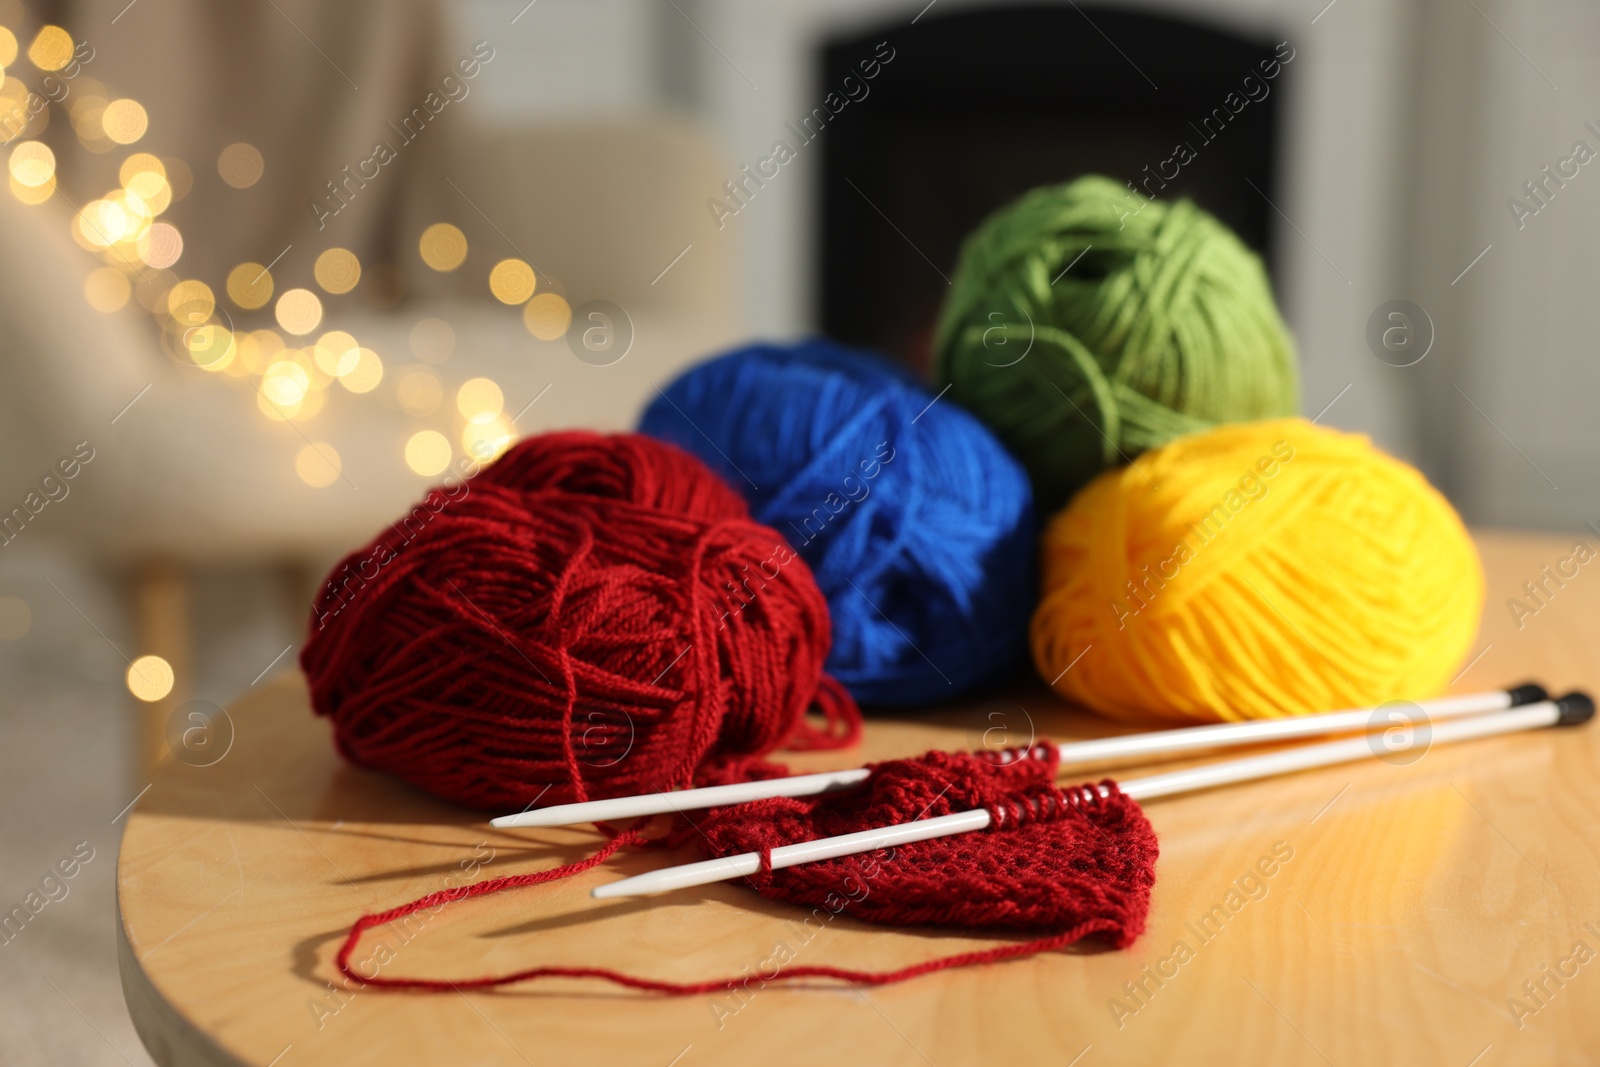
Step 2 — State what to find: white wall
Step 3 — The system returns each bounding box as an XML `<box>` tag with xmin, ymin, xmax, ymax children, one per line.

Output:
<box><xmin>453</xmin><ymin>0</ymin><xmax>662</xmax><ymax>120</ymax></box>
<box><xmin>1402</xmin><ymin>0</ymin><xmax>1600</xmax><ymax>527</ymax></box>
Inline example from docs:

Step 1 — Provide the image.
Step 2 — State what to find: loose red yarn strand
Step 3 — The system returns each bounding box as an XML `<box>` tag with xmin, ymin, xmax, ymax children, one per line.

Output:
<box><xmin>334</xmin><ymin>754</ymin><xmax>1157</xmax><ymax>995</ymax></box>
<box><xmin>334</xmin><ymin>832</ymin><xmax>1118</xmax><ymax>995</ymax></box>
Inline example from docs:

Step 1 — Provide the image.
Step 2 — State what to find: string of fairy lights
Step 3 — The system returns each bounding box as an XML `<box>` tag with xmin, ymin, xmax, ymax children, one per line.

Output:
<box><xmin>1</xmin><ymin>19</ymin><xmax>573</xmax><ymax>493</ymax></box>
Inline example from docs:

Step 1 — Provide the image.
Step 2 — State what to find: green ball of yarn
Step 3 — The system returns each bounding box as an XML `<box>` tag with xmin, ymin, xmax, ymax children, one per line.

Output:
<box><xmin>933</xmin><ymin>175</ymin><xmax>1300</xmax><ymax>511</ymax></box>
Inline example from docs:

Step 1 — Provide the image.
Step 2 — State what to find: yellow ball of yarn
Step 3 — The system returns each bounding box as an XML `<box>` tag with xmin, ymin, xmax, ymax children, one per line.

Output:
<box><xmin>1032</xmin><ymin>418</ymin><xmax>1484</xmax><ymax>723</ymax></box>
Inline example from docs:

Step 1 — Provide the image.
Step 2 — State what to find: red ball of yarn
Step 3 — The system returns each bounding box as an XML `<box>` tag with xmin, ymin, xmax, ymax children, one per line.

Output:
<box><xmin>300</xmin><ymin>431</ymin><xmax>860</xmax><ymax>811</ymax></box>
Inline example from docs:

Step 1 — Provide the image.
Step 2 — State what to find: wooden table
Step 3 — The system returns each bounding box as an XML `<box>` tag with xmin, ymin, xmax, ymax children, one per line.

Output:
<box><xmin>117</xmin><ymin>530</ymin><xmax>1600</xmax><ymax>1065</ymax></box>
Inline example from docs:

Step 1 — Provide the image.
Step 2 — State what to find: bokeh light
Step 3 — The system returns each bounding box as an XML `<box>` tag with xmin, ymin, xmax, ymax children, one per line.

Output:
<box><xmin>257</xmin><ymin>372</ymin><xmax>322</xmax><ymax>421</ymax></box>
<box><xmin>117</xmin><ymin>183</ymin><xmax>152</xmax><ymax>214</ymax></box>
<box><xmin>409</xmin><ymin>317</ymin><xmax>454</xmax><ymax>363</ymax></box>
<box><xmin>287</xmin><ymin>346</ymin><xmax>330</xmax><ymax>389</ymax></box>
<box><xmin>185</xmin><ymin>325</ymin><xmax>235</xmax><ymax>372</ymax></box>
<box><xmin>166</xmin><ymin>279</ymin><xmax>215</xmax><ymax>322</ymax></box>
<box><xmin>314</xmin><ymin>247</ymin><xmax>361</xmax><ymax>294</ymax></box>
<box><xmin>27</xmin><ymin>26</ymin><xmax>73</xmax><ymax>71</ymax></box>
<box><xmin>222</xmin><ymin>348</ymin><xmax>253</xmax><ymax>377</ymax></box>
<box><xmin>463</xmin><ymin>415</ymin><xmax>515</xmax><ymax>462</ymax></box>
<box><xmin>8</xmin><ymin>141</ymin><xmax>54</xmax><ymax>186</ymax></box>
<box><xmin>9</xmin><ymin>174</ymin><xmax>54</xmax><ymax>205</ymax></box>
<box><xmin>240</xmin><ymin>329</ymin><xmax>283</xmax><ymax>374</ymax></box>
<box><xmin>339</xmin><ymin>348</ymin><xmax>383</xmax><ymax>393</ymax></box>
<box><xmin>101</xmin><ymin>99</ymin><xmax>149</xmax><ymax>145</ymax></box>
<box><xmin>296</xmin><ymin>386</ymin><xmax>327</xmax><ymax>419</ymax></box>
<box><xmin>8</xmin><ymin>99</ymin><xmax>47</xmax><ymax>141</ymax></box>
<box><xmin>226</xmin><ymin>262</ymin><xmax>274</xmax><ymax>309</ymax></box>
<box><xmin>126</xmin><ymin>654</ymin><xmax>175</xmax><ymax>702</ymax></box>
<box><xmin>77</xmin><ymin>198</ymin><xmax>131</xmax><ymax>248</ymax></box>
<box><xmin>456</xmin><ymin>377</ymin><xmax>503</xmax><ymax>420</ymax></box>
<box><xmin>262</xmin><ymin>359</ymin><xmax>310</xmax><ymax>407</ymax></box>
<box><xmin>119</xmin><ymin>153</ymin><xmax>164</xmax><ymax>184</ymax></box>
<box><xmin>0</xmin><ymin>37</ymin><xmax>546</xmax><ymax>487</ymax></box>
<box><xmin>395</xmin><ymin>367</ymin><xmax>442</xmax><ymax>417</ymax></box>
<box><xmin>125</xmin><ymin>170</ymin><xmax>172</xmax><ymax>215</ymax></box>
<box><xmin>312</xmin><ymin>331</ymin><xmax>360</xmax><ymax>377</ymax></box>
<box><xmin>138</xmin><ymin>222</ymin><xmax>182</xmax><ymax>268</ymax></box>
<box><xmin>418</xmin><ymin>223</ymin><xmax>467</xmax><ymax>272</ymax></box>
<box><xmin>275</xmin><ymin>288</ymin><xmax>323</xmax><ymax>335</ymax></box>
<box><xmin>295</xmin><ymin>443</ymin><xmax>342</xmax><ymax>488</ymax></box>
<box><xmin>405</xmin><ymin>430</ymin><xmax>452</xmax><ymax>476</ymax></box>
<box><xmin>84</xmin><ymin>266</ymin><xmax>131</xmax><ymax>313</ymax></box>
<box><xmin>109</xmin><ymin>189</ymin><xmax>153</xmax><ymax>235</ymax></box>
<box><xmin>256</xmin><ymin>388</ymin><xmax>300</xmax><ymax>420</ymax></box>
<box><xmin>165</xmin><ymin>279</ymin><xmax>215</xmax><ymax>325</ymax></box>
<box><xmin>489</xmin><ymin>258</ymin><xmax>536</xmax><ymax>304</ymax></box>
<box><xmin>523</xmin><ymin>292</ymin><xmax>572</xmax><ymax>340</ymax></box>
<box><xmin>218</xmin><ymin>142</ymin><xmax>264</xmax><ymax>188</ymax></box>
<box><xmin>0</xmin><ymin>595</ymin><xmax>30</xmax><ymax>641</ymax></box>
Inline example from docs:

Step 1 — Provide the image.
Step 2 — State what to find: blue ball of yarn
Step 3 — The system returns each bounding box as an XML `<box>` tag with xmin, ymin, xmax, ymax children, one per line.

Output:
<box><xmin>640</xmin><ymin>339</ymin><xmax>1037</xmax><ymax>705</ymax></box>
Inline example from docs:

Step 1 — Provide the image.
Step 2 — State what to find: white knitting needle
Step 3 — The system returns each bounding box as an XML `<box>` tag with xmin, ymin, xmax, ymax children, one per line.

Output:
<box><xmin>590</xmin><ymin>692</ymin><xmax>1592</xmax><ymax>899</ymax></box>
<box><xmin>490</xmin><ymin>683</ymin><xmax>1547</xmax><ymax>829</ymax></box>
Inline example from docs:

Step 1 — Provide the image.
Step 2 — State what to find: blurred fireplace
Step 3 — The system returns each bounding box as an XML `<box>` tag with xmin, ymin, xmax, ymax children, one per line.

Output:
<box><xmin>818</xmin><ymin>4</ymin><xmax>1288</xmax><ymax>372</ymax></box>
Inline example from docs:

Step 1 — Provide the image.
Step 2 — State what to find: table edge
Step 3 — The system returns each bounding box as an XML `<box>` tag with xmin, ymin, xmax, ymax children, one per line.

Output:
<box><xmin>118</xmin><ymin>872</ymin><xmax>248</xmax><ymax>1067</ymax></box>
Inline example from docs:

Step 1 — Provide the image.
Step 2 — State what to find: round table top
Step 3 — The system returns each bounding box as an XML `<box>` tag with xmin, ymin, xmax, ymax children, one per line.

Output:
<box><xmin>118</xmin><ymin>530</ymin><xmax>1600</xmax><ymax>1066</ymax></box>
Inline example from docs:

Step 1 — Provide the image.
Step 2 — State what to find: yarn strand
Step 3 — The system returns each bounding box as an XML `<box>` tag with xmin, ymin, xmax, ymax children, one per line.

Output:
<box><xmin>334</xmin><ymin>748</ymin><xmax>1159</xmax><ymax>995</ymax></box>
<box><xmin>334</xmin><ymin>839</ymin><xmax>1123</xmax><ymax>996</ymax></box>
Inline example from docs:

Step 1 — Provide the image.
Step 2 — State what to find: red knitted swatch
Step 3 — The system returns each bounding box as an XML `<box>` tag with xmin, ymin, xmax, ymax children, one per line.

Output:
<box><xmin>695</xmin><ymin>744</ymin><xmax>1157</xmax><ymax>940</ymax></box>
<box><xmin>335</xmin><ymin>743</ymin><xmax>1160</xmax><ymax>994</ymax></box>
<box><xmin>300</xmin><ymin>432</ymin><xmax>860</xmax><ymax>812</ymax></box>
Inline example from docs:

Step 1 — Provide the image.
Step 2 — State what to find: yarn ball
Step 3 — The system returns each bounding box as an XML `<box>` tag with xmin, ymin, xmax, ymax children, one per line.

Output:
<box><xmin>639</xmin><ymin>339</ymin><xmax>1037</xmax><ymax>705</ymax></box>
<box><xmin>933</xmin><ymin>174</ymin><xmax>1300</xmax><ymax>512</ymax></box>
<box><xmin>1031</xmin><ymin>418</ymin><xmax>1484</xmax><ymax>723</ymax></box>
<box><xmin>300</xmin><ymin>431</ymin><xmax>860</xmax><ymax>811</ymax></box>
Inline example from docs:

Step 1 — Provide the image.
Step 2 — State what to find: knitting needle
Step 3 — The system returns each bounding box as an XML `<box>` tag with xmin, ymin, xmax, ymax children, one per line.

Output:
<box><xmin>590</xmin><ymin>691</ymin><xmax>1593</xmax><ymax>899</ymax></box>
<box><xmin>491</xmin><ymin>683</ymin><xmax>1547</xmax><ymax>828</ymax></box>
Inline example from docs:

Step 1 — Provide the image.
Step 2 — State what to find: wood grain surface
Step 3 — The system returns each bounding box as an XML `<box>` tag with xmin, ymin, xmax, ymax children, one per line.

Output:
<box><xmin>117</xmin><ymin>529</ymin><xmax>1600</xmax><ymax>1066</ymax></box>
